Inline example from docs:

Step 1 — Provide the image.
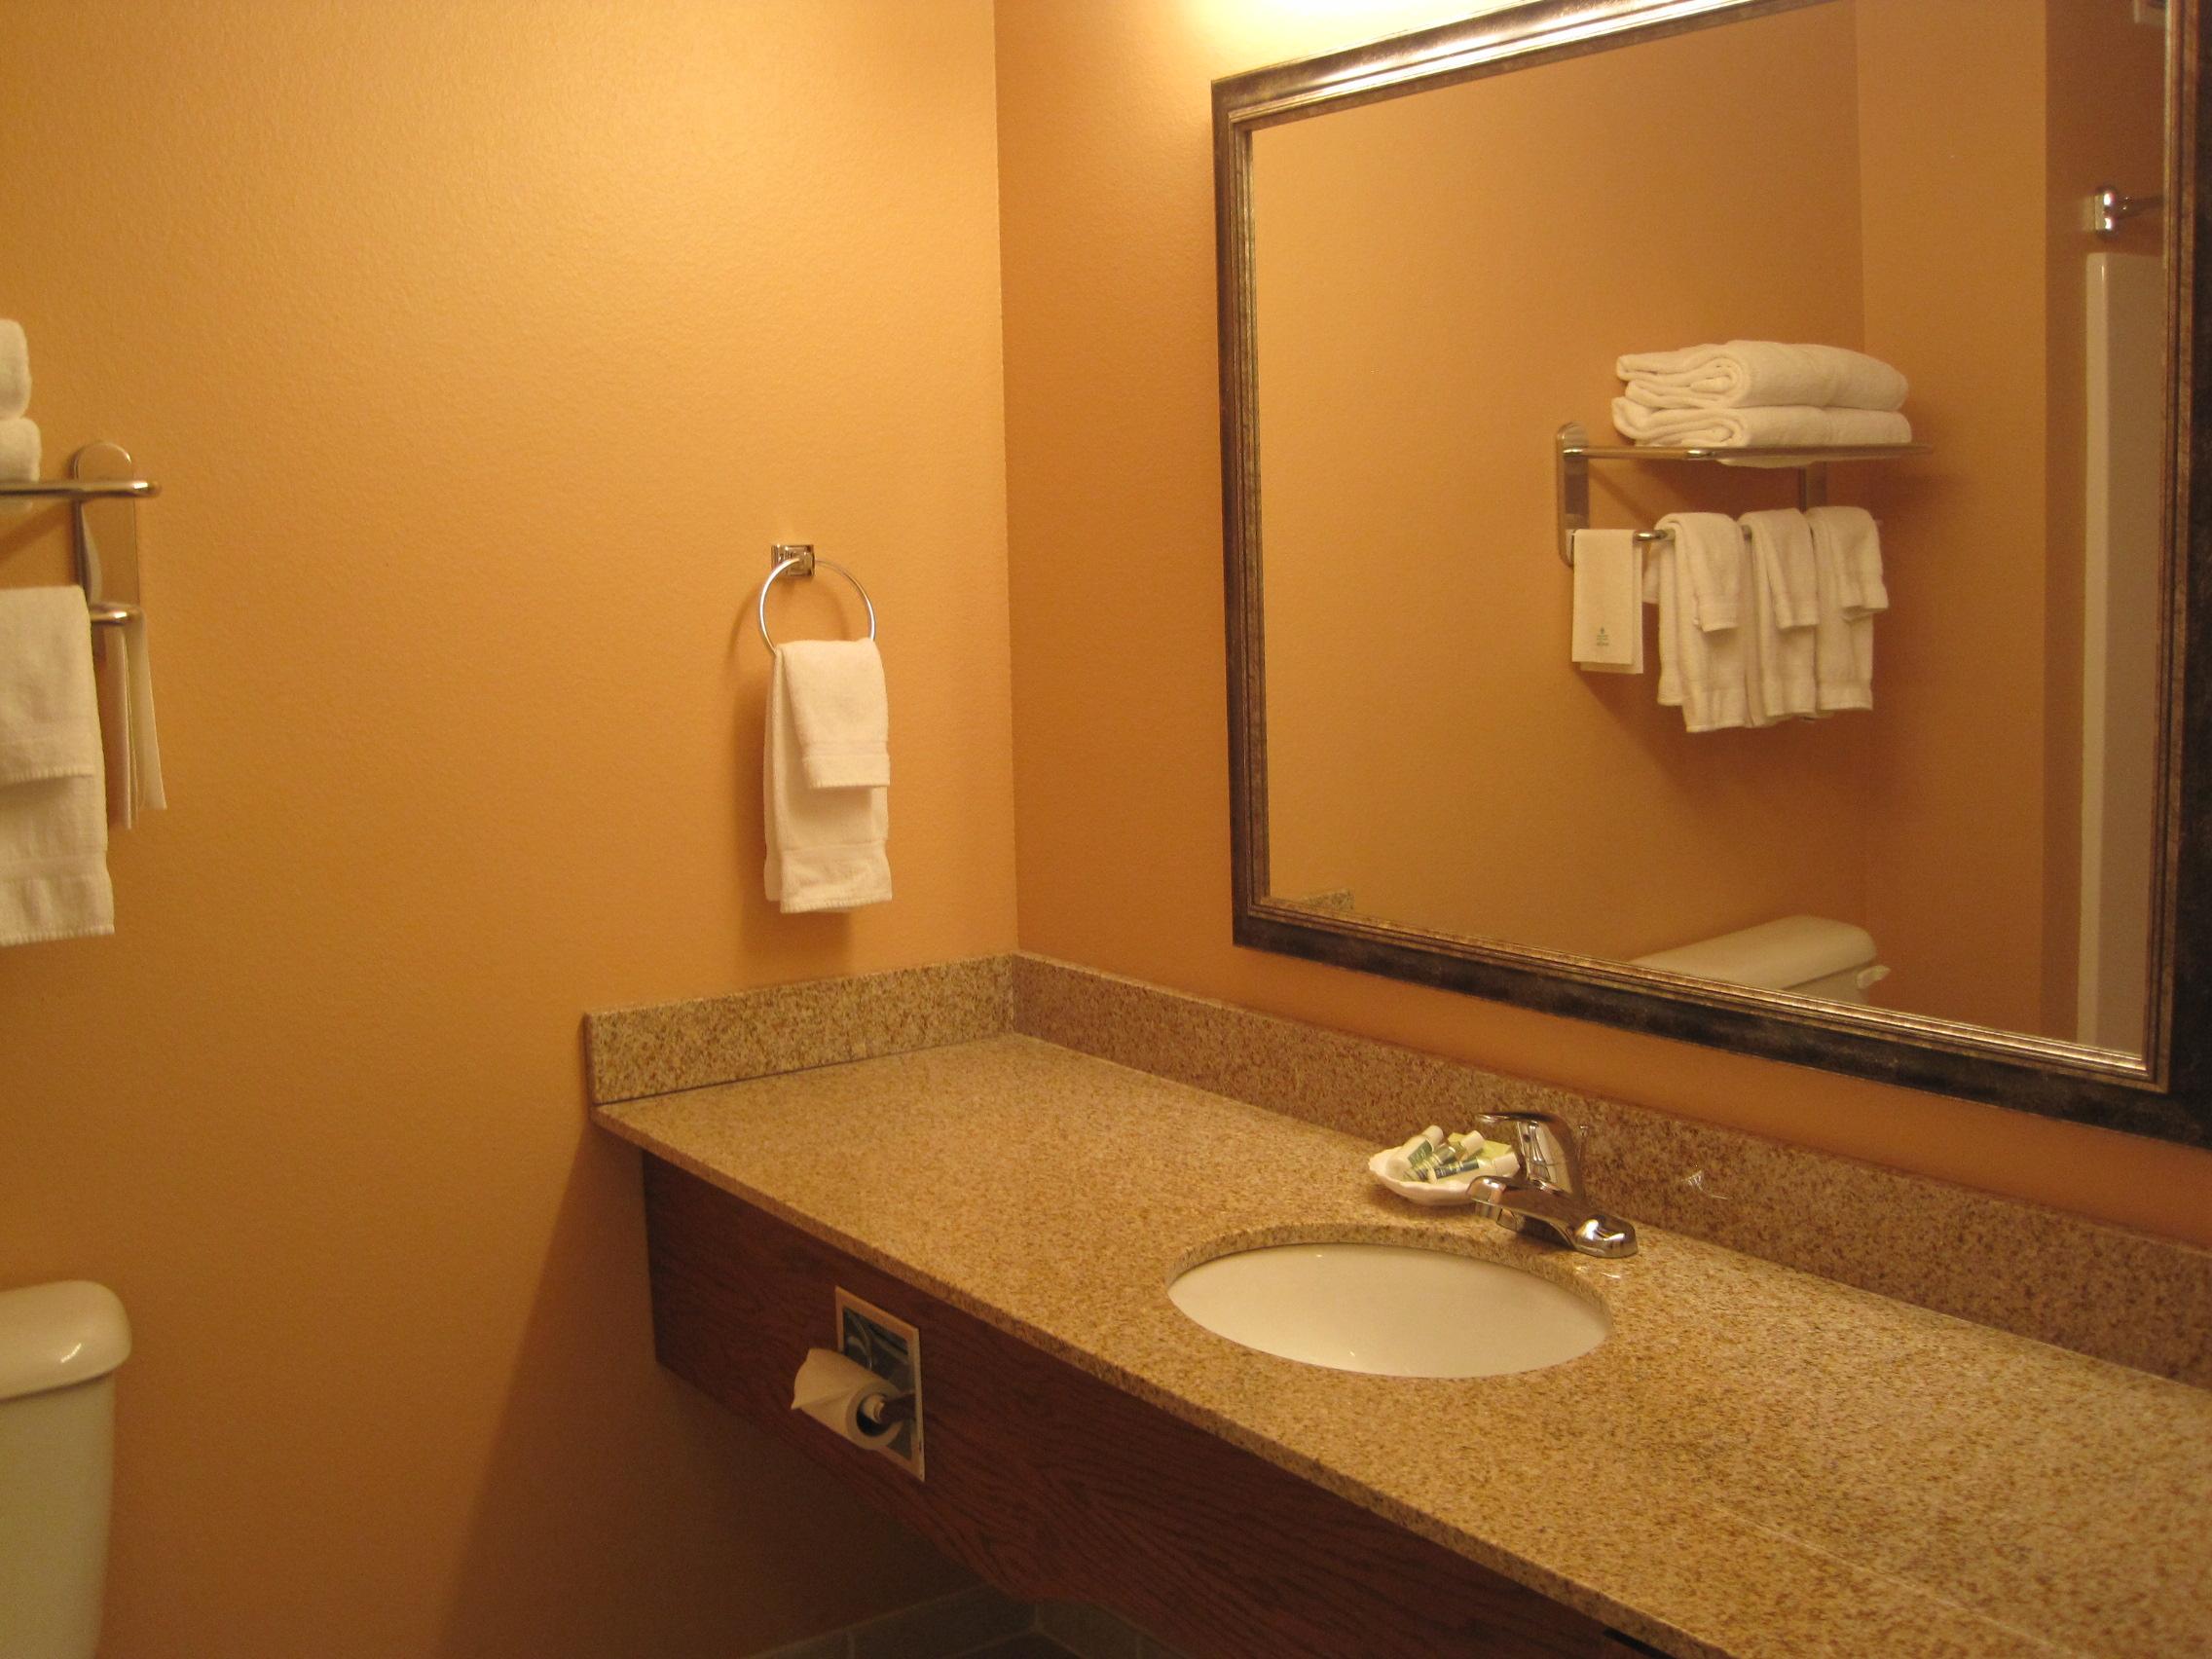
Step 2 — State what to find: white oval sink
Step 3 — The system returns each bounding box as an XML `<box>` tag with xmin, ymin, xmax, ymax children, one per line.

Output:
<box><xmin>1168</xmin><ymin>1242</ymin><xmax>1608</xmax><ymax>1379</ymax></box>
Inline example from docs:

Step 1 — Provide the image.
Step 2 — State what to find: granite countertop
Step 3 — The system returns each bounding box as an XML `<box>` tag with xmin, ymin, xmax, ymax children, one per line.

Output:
<box><xmin>594</xmin><ymin>1035</ymin><xmax>2212</xmax><ymax>1659</ymax></box>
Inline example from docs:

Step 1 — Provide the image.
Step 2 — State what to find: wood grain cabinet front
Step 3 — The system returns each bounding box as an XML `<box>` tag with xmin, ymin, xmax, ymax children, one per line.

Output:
<box><xmin>642</xmin><ymin>1157</ymin><xmax>1646</xmax><ymax>1659</ymax></box>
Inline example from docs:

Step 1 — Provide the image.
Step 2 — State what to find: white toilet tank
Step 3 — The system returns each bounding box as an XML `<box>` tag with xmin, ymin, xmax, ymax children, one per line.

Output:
<box><xmin>1632</xmin><ymin>914</ymin><xmax>1889</xmax><ymax>1003</ymax></box>
<box><xmin>0</xmin><ymin>1281</ymin><xmax>130</xmax><ymax>1659</ymax></box>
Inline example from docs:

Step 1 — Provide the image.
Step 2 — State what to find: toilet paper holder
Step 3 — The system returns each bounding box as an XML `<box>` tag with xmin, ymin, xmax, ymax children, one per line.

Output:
<box><xmin>792</xmin><ymin>1288</ymin><xmax>924</xmax><ymax>1480</ymax></box>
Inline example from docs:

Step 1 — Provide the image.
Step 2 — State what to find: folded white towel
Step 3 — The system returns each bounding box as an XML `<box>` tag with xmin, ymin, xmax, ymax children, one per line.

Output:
<box><xmin>1741</xmin><ymin>510</ymin><xmax>1819</xmax><ymax>722</ymax></box>
<box><xmin>779</xmin><ymin>640</ymin><xmax>889</xmax><ymax>789</ymax></box>
<box><xmin>96</xmin><ymin>608</ymin><xmax>166</xmax><ymax>828</ymax></box>
<box><xmin>0</xmin><ymin>587</ymin><xmax>114</xmax><ymax>946</ymax></box>
<box><xmin>1644</xmin><ymin>514</ymin><xmax>1747</xmax><ymax>732</ymax></box>
<box><xmin>1809</xmin><ymin>504</ymin><xmax>1889</xmax><ymax>617</ymax></box>
<box><xmin>0</xmin><ymin>418</ymin><xmax>40</xmax><ymax>517</ymax></box>
<box><xmin>1610</xmin><ymin>402</ymin><xmax>1912</xmax><ymax>450</ymax></box>
<box><xmin>1569</xmin><ymin>530</ymin><xmax>1643</xmax><ymax>674</ymax></box>
<box><xmin>0</xmin><ymin>321</ymin><xmax>28</xmax><ymax>422</ymax></box>
<box><xmin>1807</xmin><ymin>508</ymin><xmax>1876</xmax><ymax>711</ymax></box>
<box><xmin>763</xmin><ymin>645</ymin><xmax>890</xmax><ymax>913</ymax></box>
<box><xmin>1616</xmin><ymin>341</ymin><xmax>1907</xmax><ymax>413</ymax></box>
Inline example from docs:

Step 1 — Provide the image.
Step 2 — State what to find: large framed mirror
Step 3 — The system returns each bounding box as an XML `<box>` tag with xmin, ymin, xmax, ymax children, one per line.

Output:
<box><xmin>1216</xmin><ymin>0</ymin><xmax>2212</xmax><ymax>1144</ymax></box>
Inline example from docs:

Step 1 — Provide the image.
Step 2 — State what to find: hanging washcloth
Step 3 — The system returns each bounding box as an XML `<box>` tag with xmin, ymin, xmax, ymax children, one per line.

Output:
<box><xmin>0</xmin><ymin>587</ymin><xmax>114</xmax><ymax>945</ymax></box>
<box><xmin>1645</xmin><ymin>514</ymin><xmax>1747</xmax><ymax>732</ymax></box>
<box><xmin>1610</xmin><ymin>402</ymin><xmax>1912</xmax><ymax>450</ymax></box>
<box><xmin>1741</xmin><ymin>510</ymin><xmax>1819</xmax><ymax>722</ymax></box>
<box><xmin>1569</xmin><ymin>530</ymin><xmax>1643</xmax><ymax>674</ymax></box>
<box><xmin>1615</xmin><ymin>342</ymin><xmax>1907</xmax><ymax>414</ymax></box>
<box><xmin>762</xmin><ymin>641</ymin><xmax>891</xmax><ymax>913</ymax></box>
<box><xmin>1807</xmin><ymin>507</ymin><xmax>1876</xmax><ymax>711</ymax></box>
<box><xmin>1812</xmin><ymin>504</ymin><xmax>1890</xmax><ymax>618</ymax></box>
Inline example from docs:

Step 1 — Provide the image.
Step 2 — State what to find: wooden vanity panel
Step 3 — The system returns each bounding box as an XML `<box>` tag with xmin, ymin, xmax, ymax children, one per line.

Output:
<box><xmin>642</xmin><ymin>1156</ymin><xmax>1618</xmax><ymax>1659</ymax></box>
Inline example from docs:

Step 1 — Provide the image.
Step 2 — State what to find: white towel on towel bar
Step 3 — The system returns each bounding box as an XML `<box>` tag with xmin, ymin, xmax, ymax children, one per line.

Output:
<box><xmin>1645</xmin><ymin>514</ymin><xmax>1747</xmax><ymax>732</ymax></box>
<box><xmin>1807</xmin><ymin>508</ymin><xmax>1878</xmax><ymax>711</ymax></box>
<box><xmin>1811</xmin><ymin>504</ymin><xmax>1890</xmax><ymax>618</ymax></box>
<box><xmin>1610</xmin><ymin>401</ymin><xmax>1912</xmax><ymax>450</ymax></box>
<box><xmin>0</xmin><ymin>587</ymin><xmax>113</xmax><ymax>945</ymax></box>
<box><xmin>1569</xmin><ymin>530</ymin><xmax>1643</xmax><ymax>673</ymax></box>
<box><xmin>1616</xmin><ymin>341</ymin><xmax>1907</xmax><ymax>413</ymax></box>
<box><xmin>763</xmin><ymin>643</ymin><xmax>891</xmax><ymax>913</ymax></box>
<box><xmin>1741</xmin><ymin>510</ymin><xmax>1820</xmax><ymax>723</ymax></box>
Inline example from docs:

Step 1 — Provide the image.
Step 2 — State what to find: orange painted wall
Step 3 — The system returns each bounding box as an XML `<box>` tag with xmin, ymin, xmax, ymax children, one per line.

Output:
<box><xmin>0</xmin><ymin>2</ymin><xmax>1011</xmax><ymax>1655</ymax></box>
<box><xmin>1256</xmin><ymin>4</ymin><xmax>1876</xmax><ymax>960</ymax></box>
<box><xmin>995</xmin><ymin>0</ymin><xmax>2212</xmax><ymax>1247</ymax></box>
<box><xmin>1853</xmin><ymin>0</ymin><xmax>2053</xmax><ymax>1035</ymax></box>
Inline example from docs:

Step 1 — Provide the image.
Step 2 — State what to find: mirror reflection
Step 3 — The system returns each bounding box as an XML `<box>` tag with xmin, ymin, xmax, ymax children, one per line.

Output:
<box><xmin>1250</xmin><ymin>0</ymin><xmax>2168</xmax><ymax>1054</ymax></box>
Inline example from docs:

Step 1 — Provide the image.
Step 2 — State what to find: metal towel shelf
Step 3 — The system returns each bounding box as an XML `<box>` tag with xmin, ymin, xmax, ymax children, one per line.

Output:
<box><xmin>1556</xmin><ymin>421</ymin><xmax>1929</xmax><ymax>566</ymax></box>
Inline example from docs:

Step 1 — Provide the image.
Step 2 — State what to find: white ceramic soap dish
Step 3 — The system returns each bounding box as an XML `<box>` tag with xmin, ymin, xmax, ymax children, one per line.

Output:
<box><xmin>1366</xmin><ymin>1138</ymin><xmax>1520</xmax><ymax>1208</ymax></box>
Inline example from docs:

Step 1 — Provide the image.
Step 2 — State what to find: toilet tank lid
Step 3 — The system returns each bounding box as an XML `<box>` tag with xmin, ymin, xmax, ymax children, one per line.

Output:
<box><xmin>0</xmin><ymin>1281</ymin><xmax>130</xmax><ymax>1401</ymax></box>
<box><xmin>1631</xmin><ymin>915</ymin><xmax>1879</xmax><ymax>991</ymax></box>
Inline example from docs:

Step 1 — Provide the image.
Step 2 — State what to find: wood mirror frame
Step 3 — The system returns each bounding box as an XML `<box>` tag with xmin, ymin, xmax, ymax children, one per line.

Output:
<box><xmin>1215</xmin><ymin>0</ymin><xmax>2212</xmax><ymax>1146</ymax></box>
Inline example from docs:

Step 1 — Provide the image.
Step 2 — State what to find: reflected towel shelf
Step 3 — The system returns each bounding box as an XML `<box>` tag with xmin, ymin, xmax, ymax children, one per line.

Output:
<box><xmin>0</xmin><ymin>478</ymin><xmax>159</xmax><ymax>500</ymax></box>
<box><xmin>1564</xmin><ymin>441</ymin><xmax>1932</xmax><ymax>465</ymax></box>
<box><xmin>1556</xmin><ymin>420</ymin><xmax>1928</xmax><ymax>565</ymax></box>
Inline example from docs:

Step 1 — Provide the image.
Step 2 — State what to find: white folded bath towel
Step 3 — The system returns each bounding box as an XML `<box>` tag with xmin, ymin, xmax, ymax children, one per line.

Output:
<box><xmin>1645</xmin><ymin>514</ymin><xmax>1746</xmax><ymax>732</ymax></box>
<box><xmin>1569</xmin><ymin>530</ymin><xmax>1643</xmax><ymax>674</ymax></box>
<box><xmin>1741</xmin><ymin>510</ymin><xmax>1819</xmax><ymax>722</ymax></box>
<box><xmin>0</xmin><ymin>587</ymin><xmax>114</xmax><ymax>945</ymax></box>
<box><xmin>763</xmin><ymin>645</ymin><xmax>890</xmax><ymax>913</ymax></box>
<box><xmin>1807</xmin><ymin>508</ymin><xmax>1875</xmax><ymax>711</ymax></box>
<box><xmin>779</xmin><ymin>640</ymin><xmax>889</xmax><ymax>789</ymax></box>
<box><xmin>1610</xmin><ymin>401</ymin><xmax>1913</xmax><ymax>450</ymax></box>
<box><xmin>0</xmin><ymin>320</ymin><xmax>28</xmax><ymax>422</ymax></box>
<box><xmin>1616</xmin><ymin>341</ymin><xmax>1907</xmax><ymax>413</ymax></box>
<box><xmin>0</xmin><ymin>417</ymin><xmax>40</xmax><ymax>517</ymax></box>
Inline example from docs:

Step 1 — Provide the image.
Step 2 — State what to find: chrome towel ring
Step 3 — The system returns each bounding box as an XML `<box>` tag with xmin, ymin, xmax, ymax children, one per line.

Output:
<box><xmin>757</xmin><ymin>543</ymin><xmax>877</xmax><ymax>649</ymax></box>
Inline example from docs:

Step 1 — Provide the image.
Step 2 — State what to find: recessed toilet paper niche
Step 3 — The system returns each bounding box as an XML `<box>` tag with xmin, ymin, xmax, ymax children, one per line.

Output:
<box><xmin>790</xmin><ymin>1289</ymin><xmax>924</xmax><ymax>1479</ymax></box>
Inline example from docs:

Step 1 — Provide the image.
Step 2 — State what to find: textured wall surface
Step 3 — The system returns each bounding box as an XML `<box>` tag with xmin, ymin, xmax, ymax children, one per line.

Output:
<box><xmin>0</xmin><ymin>1</ymin><xmax>1011</xmax><ymax>1653</ymax></box>
<box><xmin>993</xmin><ymin>0</ymin><xmax>2212</xmax><ymax>1246</ymax></box>
<box><xmin>1258</xmin><ymin>3</ymin><xmax>1876</xmax><ymax>964</ymax></box>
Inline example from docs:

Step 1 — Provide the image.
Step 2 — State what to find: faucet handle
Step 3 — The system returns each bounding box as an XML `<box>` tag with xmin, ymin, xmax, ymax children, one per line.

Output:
<box><xmin>1479</xmin><ymin>1111</ymin><xmax>1582</xmax><ymax>1195</ymax></box>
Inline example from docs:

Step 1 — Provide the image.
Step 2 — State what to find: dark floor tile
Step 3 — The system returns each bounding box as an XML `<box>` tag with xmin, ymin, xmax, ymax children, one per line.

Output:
<box><xmin>961</xmin><ymin>1637</ymin><xmax>1077</xmax><ymax>1659</ymax></box>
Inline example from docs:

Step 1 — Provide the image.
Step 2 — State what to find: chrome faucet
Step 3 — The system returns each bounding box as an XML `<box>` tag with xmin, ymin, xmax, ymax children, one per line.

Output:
<box><xmin>1467</xmin><ymin>1112</ymin><xmax>1638</xmax><ymax>1259</ymax></box>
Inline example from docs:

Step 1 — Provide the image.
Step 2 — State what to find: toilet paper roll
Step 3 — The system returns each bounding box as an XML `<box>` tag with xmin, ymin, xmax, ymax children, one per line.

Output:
<box><xmin>791</xmin><ymin>1346</ymin><xmax>902</xmax><ymax>1450</ymax></box>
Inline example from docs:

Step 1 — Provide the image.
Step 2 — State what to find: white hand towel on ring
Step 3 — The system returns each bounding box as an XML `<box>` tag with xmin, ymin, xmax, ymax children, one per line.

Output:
<box><xmin>763</xmin><ymin>640</ymin><xmax>891</xmax><ymax>913</ymax></box>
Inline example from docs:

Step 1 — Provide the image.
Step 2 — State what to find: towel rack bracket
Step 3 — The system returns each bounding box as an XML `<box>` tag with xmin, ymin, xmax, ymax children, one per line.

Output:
<box><xmin>770</xmin><ymin>542</ymin><xmax>816</xmax><ymax>577</ymax></box>
<box><xmin>1556</xmin><ymin>423</ymin><xmax>1590</xmax><ymax>568</ymax></box>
